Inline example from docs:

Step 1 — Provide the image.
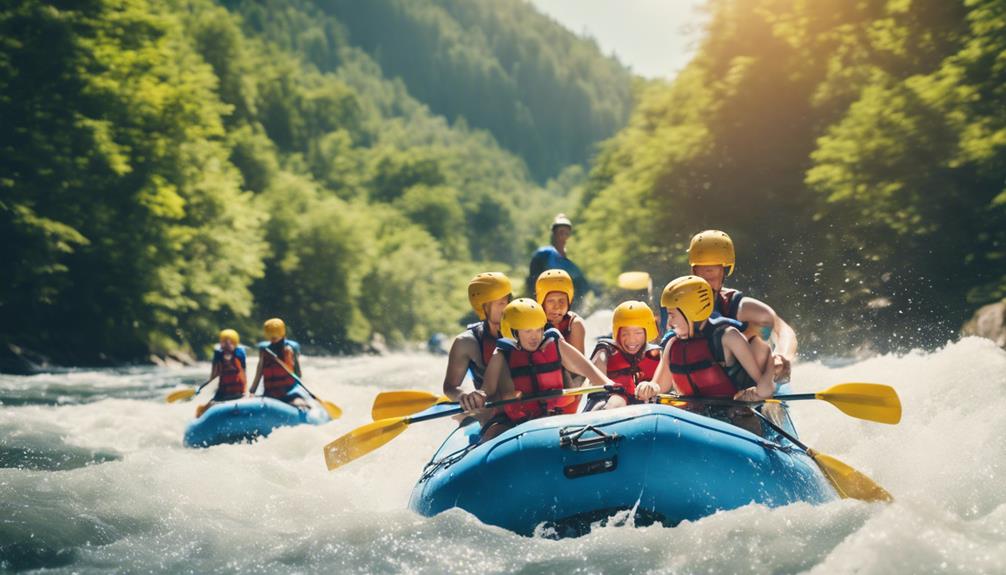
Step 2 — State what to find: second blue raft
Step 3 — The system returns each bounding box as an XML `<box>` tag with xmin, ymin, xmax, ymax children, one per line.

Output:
<box><xmin>409</xmin><ymin>399</ymin><xmax>838</xmax><ymax>536</ymax></box>
<box><xmin>183</xmin><ymin>395</ymin><xmax>330</xmax><ymax>448</ymax></box>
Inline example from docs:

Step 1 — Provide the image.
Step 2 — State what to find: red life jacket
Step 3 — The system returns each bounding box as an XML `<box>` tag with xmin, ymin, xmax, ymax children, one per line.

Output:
<box><xmin>466</xmin><ymin>321</ymin><xmax>499</xmax><ymax>389</ymax></box>
<box><xmin>497</xmin><ymin>329</ymin><xmax>575</xmax><ymax>421</ymax></box>
<box><xmin>715</xmin><ymin>288</ymin><xmax>745</xmax><ymax>320</ymax></box>
<box><xmin>262</xmin><ymin>343</ymin><xmax>298</xmax><ymax>398</ymax></box>
<box><xmin>550</xmin><ymin>311</ymin><xmax>580</xmax><ymax>340</ymax></box>
<box><xmin>667</xmin><ymin>317</ymin><xmax>742</xmax><ymax>398</ymax></box>
<box><xmin>591</xmin><ymin>338</ymin><xmax>661</xmax><ymax>401</ymax></box>
<box><xmin>217</xmin><ymin>351</ymin><xmax>246</xmax><ymax>397</ymax></box>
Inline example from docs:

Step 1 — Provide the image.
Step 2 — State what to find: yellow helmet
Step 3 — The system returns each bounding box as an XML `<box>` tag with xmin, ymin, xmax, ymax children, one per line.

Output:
<box><xmin>612</xmin><ymin>301</ymin><xmax>657</xmax><ymax>343</ymax></box>
<box><xmin>660</xmin><ymin>275</ymin><xmax>715</xmax><ymax>324</ymax></box>
<box><xmin>218</xmin><ymin>329</ymin><xmax>240</xmax><ymax>346</ymax></box>
<box><xmin>687</xmin><ymin>230</ymin><xmax>735</xmax><ymax>276</ymax></box>
<box><xmin>500</xmin><ymin>298</ymin><xmax>547</xmax><ymax>340</ymax></box>
<box><xmin>467</xmin><ymin>272</ymin><xmax>513</xmax><ymax>320</ymax></box>
<box><xmin>263</xmin><ymin>317</ymin><xmax>286</xmax><ymax>340</ymax></box>
<box><xmin>535</xmin><ymin>268</ymin><xmax>574</xmax><ymax>306</ymax></box>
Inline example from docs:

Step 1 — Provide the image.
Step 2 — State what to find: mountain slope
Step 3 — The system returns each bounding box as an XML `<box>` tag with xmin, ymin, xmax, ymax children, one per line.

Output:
<box><xmin>313</xmin><ymin>0</ymin><xmax>634</xmax><ymax>181</ymax></box>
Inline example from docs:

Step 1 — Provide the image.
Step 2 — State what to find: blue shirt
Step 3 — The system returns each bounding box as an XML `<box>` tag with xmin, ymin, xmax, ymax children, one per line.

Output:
<box><xmin>527</xmin><ymin>245</ymin><xmax>589</xmax><ymax>299</ymax></box>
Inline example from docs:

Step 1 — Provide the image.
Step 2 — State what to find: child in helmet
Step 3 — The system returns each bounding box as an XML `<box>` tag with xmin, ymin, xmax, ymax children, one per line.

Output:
<box><xmin>686</xmin><ymin>229</ymin><xmax>796</xmax><ymax>382</ymax></box>
<box><xmin>589</xmin><ymin>301</ymin><xmax>662</xmax><ymax>410</ymax></box>
<box><xmin>636</xmin><ymin>276</ymin><xmax>775</xmax><ymax>407</ymax></box>
<box><xmin>198</xmin><ymin>329</ymin><xmax>247</xmax><ymax>415</ymax></box>
<box><xmin>444</xmin><ymin>272</ymin><xmax>513</xmax><ymax>416</ymax></box>
<box><xmin>249</xmin><ymin>318</ymin><xmax>309</xmax><ymax>409</ymax></box>
<box><xmin>535</xmin><ymin>269</ymin><xmax>586</xmax><ymax>354</ymax></box>
<box><xmin>475</xmin><ymin>298</ymin><xmax>616</xmax><ymax>440</ymax></box>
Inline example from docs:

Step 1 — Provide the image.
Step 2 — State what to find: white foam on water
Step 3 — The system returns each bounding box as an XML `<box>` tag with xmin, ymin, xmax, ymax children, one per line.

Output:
<box><xmin>2</xmin><ymin>338</ymin><xmax>1006</xmax><ymax>573</ymax></box>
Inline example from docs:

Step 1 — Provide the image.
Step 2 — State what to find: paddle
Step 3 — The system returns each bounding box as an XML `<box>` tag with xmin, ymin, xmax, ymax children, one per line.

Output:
<box><xmin>194</xmin><ymin>401</ymin><xmax>212</xmax><ymax>418</ymax></box>
<box><xmin>165</xmin><ymin>379</ymin><xmax>213</xmax><ymax>403</ymax></box>
<box><xmin>654</xmin><ymin>384</ymin><xmax>897</xmax><ymax>502</ymax></box>
<box><xmin>371</xmin><ymin>390</ymin><xmax>452</xmax><ymax>420</ymax></box>
<box><xmin>746</xmin><ymin>408</ymin><xmax>893</xmax><ymax>502</ymax></box>
<box><xmin>618</xmin><ymin>271</ymin><xmax>656</xmax><ymax>316</ymax></box>
<box><xmin>376</xmin><ymin>382</ymin><xmax>902</xmax><ymax>424</ymax></box>
<box><xmin>617</xmin><ymin>271</ymin><xmax>652</xmax><ymax>291</ymax></box>
<box><xmin>772</xmin><ymin>382</ymin><xmax>900</xmax><ymax>424</ymax></box>
<box><xmin>260</xmin><ymin>347</ymin><xmax>343</xmax><ymax>420</ymax></box>
<box><xmin>663</xmin><ymin>382</ymin><xmax>902</xmax><ymax>425</ymax></box>
<box><xmin>325</xmin><ymin>385</ymin><xmax>615</xmax><ymax>470</ymax></box>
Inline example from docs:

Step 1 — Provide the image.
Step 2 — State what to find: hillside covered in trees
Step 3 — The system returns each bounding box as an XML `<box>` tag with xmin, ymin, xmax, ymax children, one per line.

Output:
<box><xmin>1</xmin><ymin>0</ymin><xmax>631</xmax><ymax>366</ymax></box>
<box><xmin>7</xmin><ymin>0</ymin><xmax>1000</xmax><ymax>367</ymax></box>
<box><xmin>576</xmin><ymin>0</ymin><xmax>1006</xmax><ymax>353</ymax></box>
<box><xmin>315</xmin><ymin>0</ymin><xmax>634</xmax><ymax>181</ymax></box>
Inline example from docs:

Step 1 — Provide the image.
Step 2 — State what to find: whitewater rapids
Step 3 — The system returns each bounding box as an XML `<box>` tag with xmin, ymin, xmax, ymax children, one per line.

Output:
<box><xmin>2</xmin><ymin>336</ymin><xmax>1005</xmax><ymax>573</ymax></box>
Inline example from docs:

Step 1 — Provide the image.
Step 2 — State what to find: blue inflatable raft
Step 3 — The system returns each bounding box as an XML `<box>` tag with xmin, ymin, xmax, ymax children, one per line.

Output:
<box><xmin>409</xmin><ymin>399</ymin><xmax>838</xmax><ymax>536</ymax></box>
<box><xmin>183</xmin><ymin>396</ymin><xmax>330</xmax><ymax>448</ymax></box>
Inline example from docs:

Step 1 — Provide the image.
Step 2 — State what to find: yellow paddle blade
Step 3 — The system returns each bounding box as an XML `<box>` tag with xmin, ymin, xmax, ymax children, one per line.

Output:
<box><xmin>808</xmin><ymin>449</ymin><xmax>893</xmax><ymax>502</ymax></box>
<box><xmin>617</xmin><ymin>271</ymin><xmax>652</xmax><ymax>291</ymax></box>
<box><xmin>817</xmin><ymin>383</ymin><xmax>902</xmax><ymax>424</ymax></box>
<box><xmin>324</xmin><ymin>417</ymin><xmax>410</xmax><ymax>471</ymax></box>
<box><xmin>194</xmin><ymin>403</ymin><xmax>210</xmax><ymax>418</ymax></box>
<box><xmin>166</xmin><ymin>388</ymin><xmax>196</xmax><ymax>403</ymax></box>
<box><xmin>371</xmin><ymin>390</ymin><xmax>449</xmax><ymax>420</ymax></box>
<box><xmin>656</xmin><ymin>397</ymin><xmax>689</xmax><ymax>408</ymax></box>
<box><xmin>321</xmin><ymin>400</ymin><xmax>343</xmax><ymax>420</ymax></box>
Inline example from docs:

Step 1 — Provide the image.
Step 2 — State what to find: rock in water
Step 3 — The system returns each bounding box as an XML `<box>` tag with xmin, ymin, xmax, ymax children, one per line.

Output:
<box><xmin>0</xmin><ymin>344</ymin><xmax>49</xmax><ymax>375</ymax></box>
<box><xmin>962</xmin><ymin>299</ymin><xmax>1006</xmax><ymax>348</ymax></box>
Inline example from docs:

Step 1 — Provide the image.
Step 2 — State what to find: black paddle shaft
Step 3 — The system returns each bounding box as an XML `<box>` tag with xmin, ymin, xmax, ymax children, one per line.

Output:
<box><xmin>747</xmin><ymin>408</ymin><xmax>811</xmax><ymax>452</ymax></box>
<box><xmin>672</xmin><ymin>393</ymin><xmax>816</xmax><ymax>407</ymax></box>
<box><xmin>775</xmin><ymin>393</ymin><xmax>816</xmax><ymax>401</ymax></box>
<box><xmin>261</xmin><ymin>346</ymin><xmax>321</xmax><ymax>401</ymax></box>
<box><xmin>408</xmin><ymin>385</ymin><xmax>623</xmax><ymax>424</ymax></box>
<box><xmin>196</xmin><ymin>378</ymin><xmax>215</xmax><ymax>393</ymax></box>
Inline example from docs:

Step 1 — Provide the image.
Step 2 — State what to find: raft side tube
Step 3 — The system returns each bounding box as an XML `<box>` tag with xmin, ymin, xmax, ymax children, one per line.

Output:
<box><xmin>409</xmin><ymin>403</ymin><xmax>836</xmax><ymax>535</ymax></box>
<box><xmin>183</xmin><ymin>396</ymin><xmax>330</xmax><ymax>448</ymax></box>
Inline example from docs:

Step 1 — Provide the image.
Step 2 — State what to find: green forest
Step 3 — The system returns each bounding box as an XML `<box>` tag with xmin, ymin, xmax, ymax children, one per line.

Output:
<box><xmin>1</xmin><ymin>0</ymin><xmax>627</xmax><ymax>365</ymax></box>
<box><xmin>3</xmin><ymin>0</ymin><xmax>1004</xmax><ymax>366</ymax></box>
<box><xmin>577</xmin><ymin>0</ymin><xmax>1006</xmax><ymax>353</ymax></box>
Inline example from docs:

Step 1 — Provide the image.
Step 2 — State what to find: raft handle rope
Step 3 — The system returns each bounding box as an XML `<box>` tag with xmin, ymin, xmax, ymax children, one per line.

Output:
<box><xmin>418</xmin><ymin>442</ymin><xmax>479</xmax><ymax>483</ymax></box>
<box><xmin>559</xmin><ymin>425</ymin><xmax>621</xmax><ymax>452</ymax></box>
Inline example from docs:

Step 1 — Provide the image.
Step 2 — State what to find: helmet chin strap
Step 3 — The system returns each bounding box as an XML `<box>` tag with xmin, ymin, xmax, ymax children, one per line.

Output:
<box><xmin>691</xmin><ymin>322</ymin><xmax>703</xmax><ymax>337</ymax></box>
<box><xmin>675</xmin><ymin>307</ymin><xmax>697</xmax><ymax>339</ymax></box>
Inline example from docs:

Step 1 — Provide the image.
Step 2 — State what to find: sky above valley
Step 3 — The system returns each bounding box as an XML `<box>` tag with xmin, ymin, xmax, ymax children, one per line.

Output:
<box><xmin>527</xmin><ymin>0</ymin><xmax>708</xmax><ymax>80</ymax></box>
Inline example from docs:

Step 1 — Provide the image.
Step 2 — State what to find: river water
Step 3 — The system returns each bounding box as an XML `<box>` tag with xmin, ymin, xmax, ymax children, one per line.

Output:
<box><xmin>2</xmin><ymin>335</ymin><xmax>1005</xmax><ymax>574</ymax></box>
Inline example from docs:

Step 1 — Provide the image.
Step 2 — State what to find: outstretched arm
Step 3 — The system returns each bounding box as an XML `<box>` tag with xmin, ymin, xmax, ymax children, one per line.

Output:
<box><xmin>558</xmin><ymin>339</ymin><xmax>612</xmax><ymax>387</ymax></box>
<box><xmin>772</xmin><ymin>316</ymin><xmax>797</xmax><ymax>362</ymax></box>
<box><xmin>636</xmin><ymin>338</ymin><xmax>674</xmax><ymax>400</ymax></box>
<box><xmin>591</xmin><ymin>347</ymin><xmax>608</xmax><ymax>375</ymax></box>
<box><xmin>476</xmin><ymin>352</ymin><xmax>508</xmax><ymax>399</ymax></box>
<box><xmin>443</xmin><ymin>337</ymin><xmax>476</xmax><ymax>401</ymax></box>
<box><xmin>566</xmin><ymin>318</ymin><xmax>586</xmax><ymax>355</ymax></box>
<box><xmin>739</xmin><ymin>297</ymin><xmax>797</xmax><ymax>379</ymax></box>
<box><xmin>737</xmin><ymin>297</ymin><xmax>776</xmax><ymax>333</ymax></box>
<box><xmin>292</xmin><ymin>348</ymin><xmax>303</xmax><ymax>378</ymax></box>
<box><xmin>249</xmin><ymin>350</ymin><xmax>265</xmax><ymax>395</ymax></box>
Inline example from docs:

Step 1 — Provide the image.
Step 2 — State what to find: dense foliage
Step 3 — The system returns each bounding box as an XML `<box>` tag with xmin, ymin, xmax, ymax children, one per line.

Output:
<box><xmin>316</xmin><ymin>0</ymin><xmax>634</xmax><ymax>181</ymax></box>
<box><xmin>1</xmin><ymin>0</ymin><xmax>615</xmax><ymax>364</ymax></box>
<box><xmin>577</xmin><ymin>0</ymin><xmax>1006</xmax><ymax>353</ymax></box>
<box><xmin>8</xmin><ymin>0</ymin><xmax>998</xmax><ymax>364</ymax></box>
